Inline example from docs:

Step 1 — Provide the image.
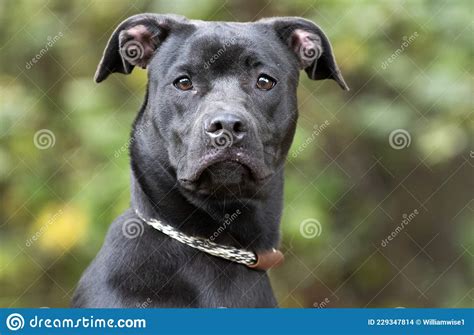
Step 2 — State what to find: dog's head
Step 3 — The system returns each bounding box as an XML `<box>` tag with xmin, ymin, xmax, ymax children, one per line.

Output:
<box><xmin>96</xmin><ymin>14</ymin><xmax>347</xmax><ymax>200</ymax></box>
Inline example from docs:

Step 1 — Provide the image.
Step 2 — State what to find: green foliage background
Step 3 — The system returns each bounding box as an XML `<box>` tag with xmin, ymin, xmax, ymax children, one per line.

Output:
<box><xmin>0</xmin><ymin>0</ymin><xmax>472</xmax><ymax>307</ymax></box>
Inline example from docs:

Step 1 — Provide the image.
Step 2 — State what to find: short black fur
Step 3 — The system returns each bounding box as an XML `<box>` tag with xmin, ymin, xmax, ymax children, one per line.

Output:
<box><xmin>72</xmin><ymin>13</ymin><xmax>347</xmax><ymax>308</ymax></box>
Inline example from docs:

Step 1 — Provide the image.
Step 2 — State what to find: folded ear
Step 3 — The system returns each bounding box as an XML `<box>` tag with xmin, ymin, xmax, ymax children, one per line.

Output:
<box><xmin>94</xmin><ymin>13</ymin><xmax>186</xmax><ymax>83</ymax></box>
<box><xmin>262</xmin><ymin>17</ymin><xmax>349</xmax><ymax>90</ymax></box>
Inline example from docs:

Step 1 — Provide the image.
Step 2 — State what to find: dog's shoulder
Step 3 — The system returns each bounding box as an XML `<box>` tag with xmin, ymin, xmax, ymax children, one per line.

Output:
<box><xmin>72</xmin><ymin>209</ymin><xmax>140</xmax><ymax>307</ymax></box>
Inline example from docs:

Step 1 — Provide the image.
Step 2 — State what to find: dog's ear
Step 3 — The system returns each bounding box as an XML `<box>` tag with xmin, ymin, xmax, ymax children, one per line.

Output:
<box><xmin>262</xmin><ymin>17</ymin><xmax>349</xmax><ymax>90</ymax></box>
<box><xmin>95</xmin><ymin>13</ymin><xmax>186</xmax><ymax>83</ymax></box>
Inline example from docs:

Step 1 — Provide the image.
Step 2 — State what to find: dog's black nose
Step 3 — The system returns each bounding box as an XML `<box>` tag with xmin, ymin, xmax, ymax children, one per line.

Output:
<box><xmin>205</xmin><ymin>113</ymin><xmax>246</xmax><ymax>146</ymax></box>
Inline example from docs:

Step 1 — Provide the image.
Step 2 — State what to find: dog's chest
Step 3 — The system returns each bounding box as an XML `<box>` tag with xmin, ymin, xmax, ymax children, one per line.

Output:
<box><xmin>184</xmin><ymin>254</ymin><xmax>275</xmax><ymax>307</ymax></box>
<box><xmin>141</xmin><ymin>248</ymin><xmax>277</xmax><ymax>307</ymax></box>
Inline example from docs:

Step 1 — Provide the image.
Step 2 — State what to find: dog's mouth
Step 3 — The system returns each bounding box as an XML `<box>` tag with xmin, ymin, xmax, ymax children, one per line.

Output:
<box><xmin>178</xmin><ymin>148</ymin><xmax>272</xmax><ymax>194</ymax></box>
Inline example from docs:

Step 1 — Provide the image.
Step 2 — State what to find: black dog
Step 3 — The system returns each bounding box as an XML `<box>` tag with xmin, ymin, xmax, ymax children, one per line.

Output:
<box><xmin>72</xmin><ymin>13</ymin><xmax>347</xmax><ymax>308</ymax></box>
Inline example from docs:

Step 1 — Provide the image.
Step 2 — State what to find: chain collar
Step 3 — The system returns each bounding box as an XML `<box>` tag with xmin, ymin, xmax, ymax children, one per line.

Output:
<box><xmin>134</xmin><ymin>210</ymin><xmax>284</xmax><ymax>271</ymax></box>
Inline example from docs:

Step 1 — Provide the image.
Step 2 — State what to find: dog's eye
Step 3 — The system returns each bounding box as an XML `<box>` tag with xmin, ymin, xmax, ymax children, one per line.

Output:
<box><xmin>256</xmin><ymin>74</ymin><xmax>276</xmax><ymax>91</ymax></box>
<box><xmin>174</xmin><ymin>76</ymin><xmax>193</xmax><ymax>91</ymax></box>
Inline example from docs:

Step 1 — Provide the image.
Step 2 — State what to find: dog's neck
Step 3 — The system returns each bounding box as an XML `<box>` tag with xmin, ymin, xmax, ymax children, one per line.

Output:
<box><xmin>129</xmin><ymin>162</ymin><xmax>284</xmax><ymax>251</ymax></box>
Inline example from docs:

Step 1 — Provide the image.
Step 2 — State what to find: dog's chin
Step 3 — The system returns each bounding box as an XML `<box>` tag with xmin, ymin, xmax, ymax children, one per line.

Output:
<box><xmin>180</xmin><ymin>161</ymin><xmax>260</xmax><ymax>198</ymax></box>
<box><xmin>178</xmin><ymin>148</ymin><xmax>273</xmax><ymax>198</ymax></box>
